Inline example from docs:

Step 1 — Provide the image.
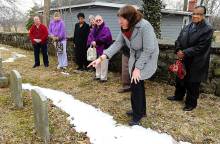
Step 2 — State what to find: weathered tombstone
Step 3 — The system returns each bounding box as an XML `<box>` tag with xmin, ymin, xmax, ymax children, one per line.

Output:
<box><xmin>0</xmin><ymin>58</ymin><xmax>9</xmax><ymax>88</ymax></box>
<box><xmin>10</xmin><ymin>70</ymin><xmax>23</xmax><ymax>108</ymax></box>
<box><xmin>215</xmin><ymin>81</ymin><xmax>220</xmax><ymax>97</ymax></box>
<box><xmin>31</xmin><ymin>89</ymin><xmax>50</xmax><ymax>143</ymax></box>
<box><xmin>0</xmin><ymin>57</ymin><xmax>3</xmax><ymax>77</ymax></box>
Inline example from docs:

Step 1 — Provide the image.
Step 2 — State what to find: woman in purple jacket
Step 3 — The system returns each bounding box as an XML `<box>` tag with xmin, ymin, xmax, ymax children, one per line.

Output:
<box><xmin>87</xmin><ymin>15</ymin><xmax>113</xmax><ymax>82</ymax></box>
<box><xmin>49</xmin><ymin>12</ymin><xmax>68</xmax><ymax>70</ymax></box>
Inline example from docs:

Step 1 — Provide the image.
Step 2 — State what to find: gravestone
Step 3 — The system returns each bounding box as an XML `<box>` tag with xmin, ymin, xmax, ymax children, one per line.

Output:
<box><xmin>10</xmin><ymin>70</ymin><xmax>23</xmax><ymax>108</ymax></box>
<box><xmin>215</xmin><ymin>81</ymin><xmax>220</xmax><ymax>97</ymax></box>
<box><xmin>0</xmin><ymin>57</ymin><xmax>3</xmax><ymax>77</ymax></box>
<box><xmin>31</xmin><ymin>89</ymin><xmax>50</xmax><ymax>143</ymax></box>
<box><xmin>0</xmin><ymin>57</ymin><xmax>9</xmax><ymax>88</ymax></box>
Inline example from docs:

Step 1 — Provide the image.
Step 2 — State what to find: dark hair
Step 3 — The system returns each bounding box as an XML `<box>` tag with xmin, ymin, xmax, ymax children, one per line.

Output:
<box><xmin>117</xmin><ymin>5</ymin><xmax>143</xmax><ymax>29</ymax></box>
<box><xmin>195</xmin><ymin>6</ymin><xmax>206</xmax><ymax>15</ymax></box>
<box><xmin>77</xmin><ymin>13</ymin><xmax>85</xmax><ymax>19</ymax></box>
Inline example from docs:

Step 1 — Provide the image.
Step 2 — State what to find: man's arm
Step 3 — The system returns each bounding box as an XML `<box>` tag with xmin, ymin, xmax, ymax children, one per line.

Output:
<box><xmin>183</xmin><ymin>28</ymin><xmax>213</xmax><ymax>57</ymax></box>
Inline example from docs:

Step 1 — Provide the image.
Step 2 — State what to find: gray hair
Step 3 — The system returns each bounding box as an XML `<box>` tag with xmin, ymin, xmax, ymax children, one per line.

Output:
<box><xmin>95</xmin><ymin>15</ymin><xmax>103</xmax><ymax>21</ymax></box>
<box><xmin>89</xmin><ymin>15</ymin><xmax>95</xmax><ymax>20</ymax></box>
<box><xmin>33</xmin><ymin>16</ymin><xmax>40</xmax><ymax>21</ymax></box>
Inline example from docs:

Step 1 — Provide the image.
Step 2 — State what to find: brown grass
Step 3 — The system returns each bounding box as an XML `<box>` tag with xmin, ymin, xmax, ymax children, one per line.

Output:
<box><xmin>0</xmin><ymin>44</ymin><xmax>220</xmax><ymax>144</ymax></box>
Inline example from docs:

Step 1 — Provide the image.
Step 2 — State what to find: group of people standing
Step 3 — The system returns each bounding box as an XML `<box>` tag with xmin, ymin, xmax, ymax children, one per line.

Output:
<box><xmin>29</xmin><ymin>13</ymin><xmax>68</xmax><ymax>69</ymax></box>
<box><xmin>73</xmin><ymin>13</ymin><xmax>113</xmax><ymax>82</ymax></box>
<box><xmin>29</xmin><ymin>5</ymin><xmax>213</xmax><ymax>126</ymax></box>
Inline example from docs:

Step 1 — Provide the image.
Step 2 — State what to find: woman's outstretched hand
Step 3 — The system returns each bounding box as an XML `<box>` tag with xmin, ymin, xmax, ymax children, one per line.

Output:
<box><xmin>87</xmin><ymin>58</ymin><xmax>101</xmax><ymax>68</ymax></box>
<box><xmin>131</xmin><ymin>68</ymin><xmax>141</xmax><ymax>84</ymax></box>
<box><xmin>88</xmin><ymin>55</ymin><xmax>107</xmax><ymax>68</ymax></box>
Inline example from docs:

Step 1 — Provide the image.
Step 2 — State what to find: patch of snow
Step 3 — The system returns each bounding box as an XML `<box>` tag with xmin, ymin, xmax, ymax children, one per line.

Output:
<box><xmin>180</xmin><ymin>142</ymin><xmax>191</xmax><ymax>144</ymax></box>
<box><xmin>0</xmin><ymin>47</ymin><xmax>10</xmax><ymax>51</ymax></box>
<box><xmin>3</xmin><ymin>52</ymin><xmax>26</xmax><ymax>63</ymax></box>
<box><xmin>22</xmin><ymin>83</ymin><xmax>190</xmax><ymax>144</ymax></box>
<box><xmin>3</xmin><ymin>58</ymin><xmax>15</xmax><ymax>63</ymax></box>
<box><xmin>61</xmin><ymin>72</ymin><xmax>70</xmax><ymax>76</ymax></box>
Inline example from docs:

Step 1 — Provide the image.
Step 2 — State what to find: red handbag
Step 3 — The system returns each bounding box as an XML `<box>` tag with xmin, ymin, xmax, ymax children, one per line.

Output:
<box><xmin>169</xmin><ymin>60</ymin><xmax>186</xmax><ymax>79</ymax></box>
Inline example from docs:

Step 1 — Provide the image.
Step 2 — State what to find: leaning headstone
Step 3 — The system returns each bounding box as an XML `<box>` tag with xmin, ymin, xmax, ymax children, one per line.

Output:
<box><xmin>0</xmin><ymin>58</ymin><xmax>9</xmax><ymax>88</ymax></box>
<box><xmin>215</xmin><ymin>80</ymin><xmax>220</xmax><ymax>97</ymax></box>
<box><xmin>10</xmin><ymin>70</ymin><xmax>23</xmax><ymax>108</ymax></box>
<box><xmin>31</xmin><ymin>89</ymin><xmax>50</xmax><ymax>143</ymax></box>
<box><xmin>0</xmin><ymin>57</ymin><xmax>3</xmax><ymax>77</ymax></box>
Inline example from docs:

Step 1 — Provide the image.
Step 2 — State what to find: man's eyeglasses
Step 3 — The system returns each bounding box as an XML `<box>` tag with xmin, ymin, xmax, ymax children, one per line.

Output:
<box><xmin>95</xmin><ymin>19</ymin><xmax>102</xmax><ymax>23</ymax></box>
<box><xmin>192</xmin><ymin>13</ymin><xmax>204</xmax><ymax>16</ymax></box>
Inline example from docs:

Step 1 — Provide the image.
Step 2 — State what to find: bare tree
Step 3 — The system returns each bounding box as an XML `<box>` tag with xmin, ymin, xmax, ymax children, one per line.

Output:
<box><xmin>0</xmin><ymin>0</ymin><xmax>25</xmax><ymax>32</ymax></box>
<box><xmin>183</xmin><ymin>0</ymin><xmax>189</xmax><ymax>11</ymax></box>
<box><xmin>43</xmin><ymin>0</ymin><xmax>51</xmax><ymax>27</ymax></box>
<box><xmin>201</xmin><ymin>0</ymin><xmax>220</xmax><ymax>29</ymax></box>
<box><xmin>200</xmin><ymin>0</ymin><xmax>220</xmax><ymax>15</ymax></box>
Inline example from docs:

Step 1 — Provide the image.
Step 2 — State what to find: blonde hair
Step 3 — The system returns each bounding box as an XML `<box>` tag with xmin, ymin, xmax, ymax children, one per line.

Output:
<box><xmin>89</xmin><ymin>15</ymin><xmax>95</xmax><ymax>20</ymax></box>
<box><xmin>54</xmin><ymin>12</ymin><xmax>61</xmax><ymax>18</ymax></box>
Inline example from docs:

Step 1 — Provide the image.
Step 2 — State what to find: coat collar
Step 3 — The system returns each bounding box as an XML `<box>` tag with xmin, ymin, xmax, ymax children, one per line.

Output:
<box><xmin>130</xmin><ymin>20</ymin><xmax>142</xmax><ymax>40</ymax></box>
<box><xmin>121</xmin><ymin>19</ymin><xmax>143</xmax><ymax>44</ymax></box>
<box><xmin>189</xmin><ymin>20</ymin><xmax>206</xmax><ymax>33</ymax></box>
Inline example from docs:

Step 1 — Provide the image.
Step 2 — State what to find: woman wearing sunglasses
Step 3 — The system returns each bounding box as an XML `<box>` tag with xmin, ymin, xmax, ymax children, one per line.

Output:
<box><xmin>88</xmin><ymin>5</ymin><xmax>159</xmax><ymax>126</ymax></box>
<box><xmin>87</xmin><ymin>15</ymin><xmax>113</xmax><ymax>82</ymax></box>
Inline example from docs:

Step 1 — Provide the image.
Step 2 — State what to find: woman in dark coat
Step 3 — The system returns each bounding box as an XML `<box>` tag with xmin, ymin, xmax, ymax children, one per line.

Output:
<box><xmin>73</xmin><ymin>13</ymin><xmax>90</xmax><ymax>71</ymax></box>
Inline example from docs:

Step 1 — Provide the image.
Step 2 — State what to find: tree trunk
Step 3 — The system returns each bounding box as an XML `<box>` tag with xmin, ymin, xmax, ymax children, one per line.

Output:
<box><xmin>14</xmin><ymin>25</ymin><xmax>18</xmax><ymax>32</ymax></box>
<box><xmin>43</xmin><ymin>0</ymin><xmax>51</xmax><ymax>27</ymax></box>
<box><xmin>58</xmin><ymin>0</ymin><xmax>62</xmax><ymax>14</ymax></box>
<box><xmin>183</xmin><ymin>0</ymin><xmax>188</xmax><ymax>11</ymax></box>
<box><xmin>200</xmin><ymin>0</ymin><xmax>205</xmax><ymax>5</ymax></box>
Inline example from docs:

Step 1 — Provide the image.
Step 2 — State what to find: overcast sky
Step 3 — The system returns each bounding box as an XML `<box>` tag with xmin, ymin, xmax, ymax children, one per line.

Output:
<box><xmin>16</xmin><ymin>0</ymin><xmax>43</xmax><ymax>13</ymax></box>
<box><xmin>15</xmin><ymin>0</ymin><xmax>183</xmax><ymax>13</ymax></box>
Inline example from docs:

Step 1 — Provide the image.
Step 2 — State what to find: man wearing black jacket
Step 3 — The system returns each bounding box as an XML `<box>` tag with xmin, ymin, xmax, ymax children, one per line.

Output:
<box><xmin>167</xmin><ymin>6</ymin><xmax>213</xmax><ymax>111</ymax></box>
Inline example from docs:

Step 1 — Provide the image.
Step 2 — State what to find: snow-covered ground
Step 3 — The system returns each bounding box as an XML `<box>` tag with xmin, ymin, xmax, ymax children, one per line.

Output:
<box><xmin>61</xmin><ymin>72</ymin><xmax>70</xmax><ymax>76</ymax></box>
<box><xmin>2</xmin><ymin>52</ymin><xmax>26</xmax><ymax>63</ymax></box>
<box><xmin>22</xmin><ymin>83</ymin><xmax>190</xmax><ymax>144</ymax></box>
<box><xmin>0</xmin><ymin>47</ymin><xmax>10</xmax><ymax>51</ymax></box>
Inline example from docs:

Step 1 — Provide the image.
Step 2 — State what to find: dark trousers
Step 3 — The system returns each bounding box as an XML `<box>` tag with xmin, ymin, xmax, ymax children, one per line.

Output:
<box><xmin>175</xmin><ymin>78</ymin><xmax>201</xmax><ymax>108</ymax></box>
<box><xmin>75</xmin><ymin>45</ymin><xmax>88</xmax><ymax>69</ymax></box>
<box><xmin>33</xmin><ymin>43</ymin><xmax>49</xmax><ymax>66</ymax></box>
<box><xmin>121</xmin><ymin>54</ymin><xmax>130</xmax><ymax>89</ymax></box>
<box><xmin>131</xmin><ymin>80</ymin><xmax>146</xmax><ymax>121</ymax></box>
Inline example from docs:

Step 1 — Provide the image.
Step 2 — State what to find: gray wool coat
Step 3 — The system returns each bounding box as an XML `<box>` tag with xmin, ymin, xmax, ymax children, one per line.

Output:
<box><xmin>104</xmin><ymin>19</ymin><xmax>159</xmax><ymax>80</ymax></box>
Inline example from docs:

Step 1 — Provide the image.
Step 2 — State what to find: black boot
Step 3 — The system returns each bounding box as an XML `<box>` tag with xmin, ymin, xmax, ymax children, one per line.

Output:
<box><xmin>126</xmin><ymin>110</ymin><xmax>146</xmax><ymax>117</ymax></box>
<box><xmin>129</xmin><ymin>118</ymin><xmax>141</xmax><ymax>126</ymax></box>
<box><xmin>167</xmin><ymin>96</ymin><xmax>183</xmax><ymax>101</ymax></box>
<box><xmin>183</xmin><ymin>106</ymin><xmax>196</xmax><ymax>111</ymax></box>
<box><xmin>32</xmin><ymin>64</ymin><xmax>40</xmax><ymax>68</ymax></box>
